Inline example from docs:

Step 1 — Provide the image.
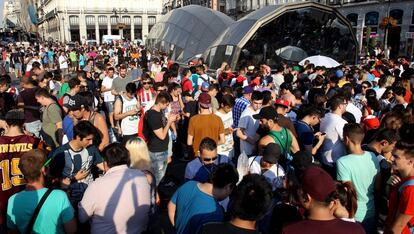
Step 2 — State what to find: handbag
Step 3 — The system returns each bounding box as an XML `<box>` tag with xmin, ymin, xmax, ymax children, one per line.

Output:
<box><xmin>25</xmin><ymin>188</ymin><xmax>54</xmax><ymax>234</ymax></box>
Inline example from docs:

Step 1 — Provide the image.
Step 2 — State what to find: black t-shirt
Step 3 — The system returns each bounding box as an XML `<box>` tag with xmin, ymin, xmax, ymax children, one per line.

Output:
<box><xmin>199</xmin><ymin>222</ymin><xmax>260</xmax><ymax>234</ymax></box>
<box><xmin>144</xmin><ymin>109</ymin><xmax>169</xmax><ymax>152</ymax></box>
<box><xmin>17</xmin><ymin>87</ymin><xmax>41</xmax><ymax>123</ymax></box>
<box><xmin>282</xmin><ymin>218</ymin><xmax>365</xmax><ymax>234</ymax></box>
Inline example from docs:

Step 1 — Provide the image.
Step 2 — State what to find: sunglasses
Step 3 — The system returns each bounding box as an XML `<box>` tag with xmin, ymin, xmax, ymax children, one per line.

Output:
<box><xmin>362</xmin><ymin>86</ymin><xmax>369</xmax><ymax>89</ymax></box>
<box><xmin>143</xmin><ymin>82</ymin><xmax>151</xmax><ymax>85</ymax></box>
<box><xmin>203</xmin><ymin>156</ymin><xmax>218</xmax><ymax>162</ymax></box>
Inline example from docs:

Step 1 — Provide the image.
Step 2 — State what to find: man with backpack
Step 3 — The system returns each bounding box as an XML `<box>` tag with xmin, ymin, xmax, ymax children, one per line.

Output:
<box><xmin>385</xmin><ymin>126</ymin><xmax>414</xmax><ymax>234</ymax></box>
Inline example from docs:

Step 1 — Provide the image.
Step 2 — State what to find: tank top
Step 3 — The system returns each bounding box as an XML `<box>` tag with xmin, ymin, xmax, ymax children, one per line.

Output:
<box><xmin>170</xmin><ymin>99</ymin><xmax>181</xmax><ymax>114</ymax></box>
<box><xmin>121</xmin><ymin>95</ymin><xmax>139</xmax><ymax>135</ymax></box>
<box><xmin>268</xmin><ymin>128</ymin><xmax>292</xmax><ymax>155</ymax></box>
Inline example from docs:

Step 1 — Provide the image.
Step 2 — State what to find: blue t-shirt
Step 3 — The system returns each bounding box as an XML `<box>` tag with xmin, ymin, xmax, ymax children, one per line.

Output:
<box><xmin>7</xmin><ymin>188</ymin><xmax>74</xmax><ymax>234</ymax></box>
<box><xmin>62</xmin><ymin>115</ymin><xmax>74</xmax><ymax>141</ymax></box>
<box><xmin>294</xmin><ymin>120</ymin><xmax>314</xmax><ymax>149</ymax></box>
<box><xmin>171</xmin><ymin>181</ymin><xmax>224</xmax><ymax>234</ymax></box>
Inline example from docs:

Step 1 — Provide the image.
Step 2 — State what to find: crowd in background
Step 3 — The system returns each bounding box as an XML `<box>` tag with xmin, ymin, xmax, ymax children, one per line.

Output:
<box><xmin>0</xmin><ymin>40</ymin><xmax>413</xmax><ymax>234</ymax></box>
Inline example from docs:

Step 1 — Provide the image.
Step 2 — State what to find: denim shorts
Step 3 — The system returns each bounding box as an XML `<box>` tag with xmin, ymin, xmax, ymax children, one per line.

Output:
<box><xmin>149</xmin><ymin>150</ymin><xmax>168</xmax><ymax>186</ymax></box>
<box><xmin>105</xmin><ymin>101</ymin><xmax>115</xmax><ymax>113</ymax></box>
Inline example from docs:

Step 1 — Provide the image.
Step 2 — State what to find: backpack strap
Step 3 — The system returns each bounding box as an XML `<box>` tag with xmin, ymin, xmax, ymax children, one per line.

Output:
<box><xmin>398</xmin><ymin>179</ymin><xmax>414</xmax><ymax>194</ymax></box>
<box><xmin>25</xmin><ymin>188</ymin><xmax>54</xmax><ymax>234</ymax></box>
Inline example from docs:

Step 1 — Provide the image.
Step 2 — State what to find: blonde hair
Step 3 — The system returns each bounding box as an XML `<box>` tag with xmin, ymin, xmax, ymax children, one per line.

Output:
<box><xmin>125</xmin><ymin>137</ymin><xmax>151</xmax><ymax>171</ymax></box>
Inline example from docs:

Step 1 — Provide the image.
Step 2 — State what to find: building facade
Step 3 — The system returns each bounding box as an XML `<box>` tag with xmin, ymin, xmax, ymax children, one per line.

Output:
<box><xmin>37</xmin><ymin>0</ymin><xmax>163</xmax><ymax>43</ymax></box>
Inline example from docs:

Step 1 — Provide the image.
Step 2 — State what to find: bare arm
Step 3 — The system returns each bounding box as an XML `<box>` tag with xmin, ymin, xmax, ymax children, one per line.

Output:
<box><xmin>218</xmin><ymin>133</ymin><xmax>225</xmax><ymax>145</ymax></box>
<box><xmin>153</xmin><ymin>119</ymin><xmax>174</xmax><ymax>141</ymax></box>
<box><xmin>385</xmin><ymin>212</ymin><xmax>413</xmax><ymax>234</ymax></box>
<box><xmin>95</xmin><ymin>115</ymin><xmax>109</xmax><ymax>151</ymax></box>
<box><xmin>168</xmin><ymin>201</ymin><xmax>176</xmax><ymax>227</ymax></box>
<box><xmin>289</xmin><ymin>130</ymin><xmax>300</xmax><ymax>154</ymax></box>
<box><xmin>187</xmin><ymin>134</ymin><xmax>194</xmax><ymax>146</ymax></box>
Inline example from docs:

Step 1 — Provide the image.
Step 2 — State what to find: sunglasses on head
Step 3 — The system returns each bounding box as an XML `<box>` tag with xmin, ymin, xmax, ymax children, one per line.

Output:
<box><xmin>203</xmin><ymin>156</ymin><xmax>218</xmax><ymax>162</ymax></box>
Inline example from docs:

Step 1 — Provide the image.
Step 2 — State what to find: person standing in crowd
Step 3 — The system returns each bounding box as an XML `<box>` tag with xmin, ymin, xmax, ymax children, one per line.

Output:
<box><xmin>294</xmin><ymin>104</ymin><xmax>325</xmax><ymax>155</ymax></box>
<box><xmin>58</xmin><ymin>51</ymin><xmax>69</xmax><ymax>76</ymax></box>
<box><xmin>114</xmin><ymin>82</ymin><xmax>140</xmax><ymax>144</ymax></box>
<box><xmin>0</xmin><ymin>76</ymin><xmax>16</xmax><ymax>117</ymax></box>
<box><xmin>168</xmin><ymin>164</ymin><xmax>238</xmax><ymax>234</ymax></box>
<box><xmin>17</xmin><ymin>76</ymin><xmax>41</xmax><ymax>137</ymax></box>
<box><xmin>111</xmin><ymin>64</ymin><xmax>134</xmax><ymax>96</ymax></box>
<box><xmin>199</xmin><ymin>174</ymin><xmax>273</xmax><ymax>234</ymax></box>
<box><xmin>48</xmin><ymin>121</ymin><xmax>105</xmax><ymax>207</ymax></box>
<box><xmin>138</xmin><ymin>74</ymin><xmax>155</xmax><ymax>109</ymax></box>
<box><xmin>255</xmin><ymin>106</ymin><xmax>299</xmax><ymax>169</ymax></box>
<box><xmin>248</xmin><ymin>143</ymin><xmax>285</xmax><ymax>191</ymax></box>
<box><xmin>0</xmin><ymin>110</ymin><xmax>46</xmax><ymax>230</ymax></box>
<box><xmin>185</xmin><ymin>137</ymin><xmax>232</xmax><ymax>183</ymax></box>
<box><xmin>385</xmin><ymin>125</ymin><xmax>414</xmax><ymax>234</ymax></box>
<box><xmin>35</xmin><ymin>88</ymin><xmax>63</xmax><ymax>150</ymax></box>
<box><xmin>282</xmin><ymin>166</ymin><xmax>365</xmax><ymax>234</ymax></box>
<box><xmin>320</xmin><ymin>95</ymin><xmax>348</xmax><ymax>176</ymax></box>
<box><xmin>336</xmin><ymin>123</ymin><xmax>380</xmax><ymax>233</ymax></box>
<box><xmin>101</xmin><ymin>67</ymin><xmax>117</xmax><ymax>129</ymax></box>
<box><xmin>143</xmin><ymin>91</ymin><xmax>177</xmax><ymax>185</ymax></box>
<box><xmin>7</xmin><ymin>149</ymin><xmax>77</xmax><ymax>234</ymax></box>
<box><xmin>69</xmin><ymin>49</ymin><xmax>78</xmax><ymax>72</ymax></box>
<box><xmin>78</xmin><ymin>143</ymin><xmax>151</xmax><ymax>234</ymax></box>
<box><xmin>188</xmin><ymin>92</ymin><xmax>225</xmax><ymax>157</ymax></box>
<box><xmin>236</xmin><ymin>90</ymin><xmax>263</xmax><ymax>156</ymax></box>
<box><xmin>215</xmin><ymin>94</ymin><xmax>235</xmax><ymax>158</ymax></box>
<box><xmin>232</xmin><ymin>86</ymin><xmax>253</xmax><ymax>158</ymax></box>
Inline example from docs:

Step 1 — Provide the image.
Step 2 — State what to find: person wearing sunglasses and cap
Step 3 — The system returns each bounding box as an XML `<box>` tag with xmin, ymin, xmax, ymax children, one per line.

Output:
<box><xmin>185</xmin><ymin>137</ymin><xmax>231</xmax><ymax>183</ymax></box>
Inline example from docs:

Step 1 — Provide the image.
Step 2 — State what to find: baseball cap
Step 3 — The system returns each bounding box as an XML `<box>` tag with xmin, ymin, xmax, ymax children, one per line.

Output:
<box><xmin>198</xmin><ymin>92</ymin><xmax>211</xmax><ymax>108</ymax></box>
<box><xmin>253</xmin><ymin>106</ymin><xmax>278</xmax><ymax>120</ymax></box>
<box><xmin>64</xmin><ymin>95</ymin><xmax>86</xmax><ymax>111</ymax></box>
<box><xmin>301</xmin><ymin>166</ymin><xmax>336</xmax><ymax>201</ymax></box>
<box><xmin>243</xmin><ymin>86</ymin><xmax>254</xmax><ymax>94</ymax></box>
<box><xmin>274</xmin><ymin>98</ymin><xmax>289</xmax><ymax>108</ymax></box>
<box><xmin>201</xmin><ymin>82</ymin><xmax>210</xmax><ymax>92</ymax></box>
<box><xmin>5</xmin><ymin>109</ymin><xmax>25</xmax><ymax>121</ymax></box>
<box><xmin>335</xmin><ymin>70</ymin><xmax>344</xmax><ymax>78</ymax></box>
<box><xmin>363</xmin><ymin>115</ymin><xmax>380</xmax><ymax>130</ymax></box>
<box><xmin>262</xmin><ymin>143</ymin><xmax>281</xmax><ymax>164</ymax></box>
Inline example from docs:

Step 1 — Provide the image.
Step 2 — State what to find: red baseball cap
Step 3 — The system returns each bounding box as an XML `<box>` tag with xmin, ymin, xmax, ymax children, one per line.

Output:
<box><xmin>275</xmin><ymin>98</ymin><xmax>289</xmax><ymax>108</ymax></box>
<box><xmin>301</xmin><ymin>166</ymin><xmax>336</xmax><ymax>201</ymax></box>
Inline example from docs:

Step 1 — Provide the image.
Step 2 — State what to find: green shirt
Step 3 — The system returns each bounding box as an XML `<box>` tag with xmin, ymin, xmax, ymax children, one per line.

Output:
<box><xmin>69</xmin><ymin>51</ymin><xmax>77</xmax><ymax>62</ymax></box>
<box><xmin>268</xmin><ymin>128</ymin><xmax>293</xmax><ymax>154</ymax></box>
<box><xmin>7</xmin><ymin>188</ymin><xmax>74</xmax><ymax>234</ymax></box>
<box><xmin>41</xmin><ymin>103</ymin><xmax>62</xmax><ymax>149</ymax></box>
<box><xmin>59</xmin><ymin>83</ymin><xmax>70</xmax><ymax>98</ymax></box>
<box><xmin>336</xmin><ymin>151</ymin><xmax>380</xmax><ymax>222</ymax></box>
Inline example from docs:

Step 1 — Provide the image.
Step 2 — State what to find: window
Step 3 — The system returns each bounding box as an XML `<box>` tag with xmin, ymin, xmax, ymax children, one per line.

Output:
<box><xmin>389</xmin><ymin>9</ymin><xmax>403</xmax><ymax>24</ymax></box>
<box><xmin>346</xmin><ymin>13</ymin><xmax>358</xmax><ymax>27</ymax></box>
<box><xmin>365</xmin><ymin>11</ymin><xmax>379</xmax><ymax>26</ymax></box>
<box><xmin>411</xmin><ymin>9</ymin><xmax>414</xmax><ymax>24</ymax></box>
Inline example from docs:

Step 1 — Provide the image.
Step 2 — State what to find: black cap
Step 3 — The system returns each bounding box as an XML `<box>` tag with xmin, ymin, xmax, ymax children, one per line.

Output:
<box><xmin>5</xmin><ymin>109</ymin><xmax>25</xmax><ymax>121</ymax></box>
<box><xmin>292</xmin><ymin>151</ymin><xmax>313</xmax><ymax>171</ymax></box>
<box><xmin>262</xmin><ymin>143</ymin><xmax>281</xmax><ymax>164</ymax></box>
<box><xmin>64</xmin><ymin>95</ymin><xmax>86</xmax><ymax>111</ymax></box>
<box><xmin>253</xmin><ymin>106</ymin><xmax>278</xmax><ymax>120</ymax></box>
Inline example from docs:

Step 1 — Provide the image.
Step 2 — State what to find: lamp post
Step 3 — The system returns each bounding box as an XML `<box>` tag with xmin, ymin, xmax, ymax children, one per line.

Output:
<box><xmin>62</xmin><ymin>17</ymin><xmax>66</xmax><ymax>43</ymax></box>
<box><xmin>112</xmin><ymin>8</ymin><xmax>127</xmax><ymax>39</ymax></box>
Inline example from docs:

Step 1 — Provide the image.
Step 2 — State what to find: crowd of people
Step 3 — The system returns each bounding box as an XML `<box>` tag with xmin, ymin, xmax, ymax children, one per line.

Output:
<box><xmin>0</xmin><ymin>40</ymin><xmax>413</xmax><ymax>234</ymax></box>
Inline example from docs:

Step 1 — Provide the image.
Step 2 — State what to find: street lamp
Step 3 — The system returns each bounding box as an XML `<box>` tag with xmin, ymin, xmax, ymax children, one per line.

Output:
<box><xmin>62</xmin><ymin>17</ymin><xmax>66</xmax><ymax>43</ymax></box>
<box><xmin>112</xmin><ymin>8</ymin><xmax>128</xmax><ymax>39</ymax></box>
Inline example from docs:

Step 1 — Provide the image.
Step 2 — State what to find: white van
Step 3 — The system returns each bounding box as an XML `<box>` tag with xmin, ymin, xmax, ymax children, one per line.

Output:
<box><xmin>102</xmin><ymin>35</ymin><xmax>122</xmax><ymax>45</ymax></box>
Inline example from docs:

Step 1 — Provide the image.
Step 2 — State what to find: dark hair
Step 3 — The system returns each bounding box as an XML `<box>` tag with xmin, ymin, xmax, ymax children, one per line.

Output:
<box><xmin>168</xmin><ymin>82</ymin><xmax>181</xmax><ymax>93</ymax></box>
<box><xmin>395</xmin><ymin>124</ymin><xmax>414</xmax><ymax>157</ymax></box>
<box><xmin>182</xmin><ymin>68</ymin><xmax>191</xmax><ymax>77</ymax></box>
<box><xmin>126</xmin><ymin>82</ymin><xmax>137</xmax><ymax>94</ymax></box>
<box><xmin>107</xmin><ymin>67</ymin><xmax>115</xmax><ymax>72</ymax></box>
<box><xmin>343</xmin><ymin>123</ymin><xmax>365</xmax><ymax>143</ymax></box>
<box><xmin>221</xmin><ymin>94</ymin><xmax>235</xmax><ymax>108</ymax></box>
<box><xmin>102</xmin><ymin>143</ymin><xmax>130</xmax><ymax>167</ymax></box>
<box><xmin>373</xmin><ymin>128</ymin><xmax>400</xmax><ymax>144</ymax></box>
<box><xmin>328</xmin><ymin>95</ymin><xmax>346</xmax><ymax>111</ymax></box>
<box><xmin>79</xmin><ymin>91</ymin><xmax>95</xmax><ymax>110</ymax></box>
<box><xmin>209</xmin><ymin>83</ymin><xmax>219</xmax><ymax>92</ymax></box>
<box><xmin>199</xmin><ymin>137</ymin><xmax>217</xmax><ymax>154</ymax></box>
<box><xmin>68</xmin><ymin>77</ymin><xmax>81</xmax><ymax>89</ymax></box>
<box><xmin>393</xmin><ymin>86</ymin><xmax>406</xmax><ymax>97</ymax></box>
<box><xmin>73</xmin><ymin>121</ymin><xmax>96</xmax><ymax>140</ymax></box>
<box><xmin>229</xmin><ymin>174</ymin><xmax>273</xmax><ymax>221</ymax></box>
<box><xmin>335</xmin><ymin>181</ymin><xmax>358</xmax><ymax>219</ymax></box>
<box><xmin>313</xmin><ymin>75</ymin><xmax>325</xmax><ymax>86</ymax></box>
<box><xmin>251</xmin><ymin>90</ymin><xmax>264</xmax><ymax>101</ymax></box>
<box><xmin>262</xmin><ymin>90</ymin><xmax>272</xmax><ymax>106</ymax></box>
<box><xmin>280</xmin><ymin>82</ymin><xmax>293</xmax><ymax>92</ymax></box>
<box><xmin>155</xmin><ymin>91</ymin><xmax>171</xmax><ymax>104</ymax></box>
<box><xmin>34</xmin><ymin>88</ymin><xmax>52</xmax><ymax>99</ymax></box>
<box><xmin>210</xmin><ymin>163</ymin><xmax>239</xmax><ymax>189</ymax></box>
<box><xmin>297</xmin><ymin>104</ymin><xmax>324</xmax><ymax>120</ymax></box>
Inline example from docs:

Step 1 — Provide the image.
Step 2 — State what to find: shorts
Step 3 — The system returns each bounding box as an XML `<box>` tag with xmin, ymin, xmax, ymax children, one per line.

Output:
<box><xmin>105</xmin><ymin>101</ymin><xmax>114</xmax><ymax>113</ymax></box>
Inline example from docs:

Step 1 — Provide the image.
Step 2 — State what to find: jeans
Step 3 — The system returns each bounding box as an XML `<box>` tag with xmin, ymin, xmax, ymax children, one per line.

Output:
<box><xmin>24</xmin><ymin>120</ymin><xmax>42</xmax><ymax>138</ymax></box>
<box><xmin>149</xmin><ymin>150</ymin><xmax>168</xmax><ymax>186</ymax></box>
<box><xmin>361</xmin><ymin>215</ymin><xmax>377</xmax><ymax>234</ymax></box>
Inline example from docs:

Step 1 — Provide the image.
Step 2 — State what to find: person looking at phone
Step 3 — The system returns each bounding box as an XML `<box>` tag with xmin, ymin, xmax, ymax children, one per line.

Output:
<box><xmin>294</xmin><ymin>104</ymin><xmax>326</xmax><ymax>156</ymax></box>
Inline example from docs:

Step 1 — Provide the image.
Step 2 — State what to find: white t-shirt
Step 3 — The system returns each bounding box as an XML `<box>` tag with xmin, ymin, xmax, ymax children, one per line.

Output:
<box><xmin>376</xmin><ymin>87</ymin><xmax>386</xmax><ymax>99</ymax></box>
<box><xmin>58</xmin><ymin>55</ymin><xmax>68</xmax><ymax>69</ymax></box>
<box><xmin>215</xmin><ymin>110</ymin><xmax>234</xmax><ymax>158</ymax></box>
<box><xmin>248</xmin><ymin>156</ymin><xmax>285</xmax><ymax>191</ymax></box>
<box><xmin>320</xmin><ymin>112</ymin><xmax>348</xmax><ymax>166</ymax></box>
<box><xmin>346</xmin><ymin>102</ymin><xmax>362</xmax><ymax>124</ymax></box>
<box><xmin>238</xmin><ymin>106</ymin><xmax>260</xmax><ymax>156</ymax></box>
<box><xmin>102</xmin><ymin>76</ymin><xmax>115</xmax><ymax>102</ymax></box>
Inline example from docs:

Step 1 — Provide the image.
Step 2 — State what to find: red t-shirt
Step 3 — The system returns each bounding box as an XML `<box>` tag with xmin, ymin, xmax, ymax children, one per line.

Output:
<box><xmin>0</xmin><ymin>135</ymin><xmax>42</xmax><ymax>224</ymax></box>
<box><xmin>181</xmin><ymin>77</ymin><xmax>193</xmax><ymax>93</ymax></box>
<box><xmin>386</xmin><ymin>176</ymin><xmax>414</xmax><ymax>234</ymax></box>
